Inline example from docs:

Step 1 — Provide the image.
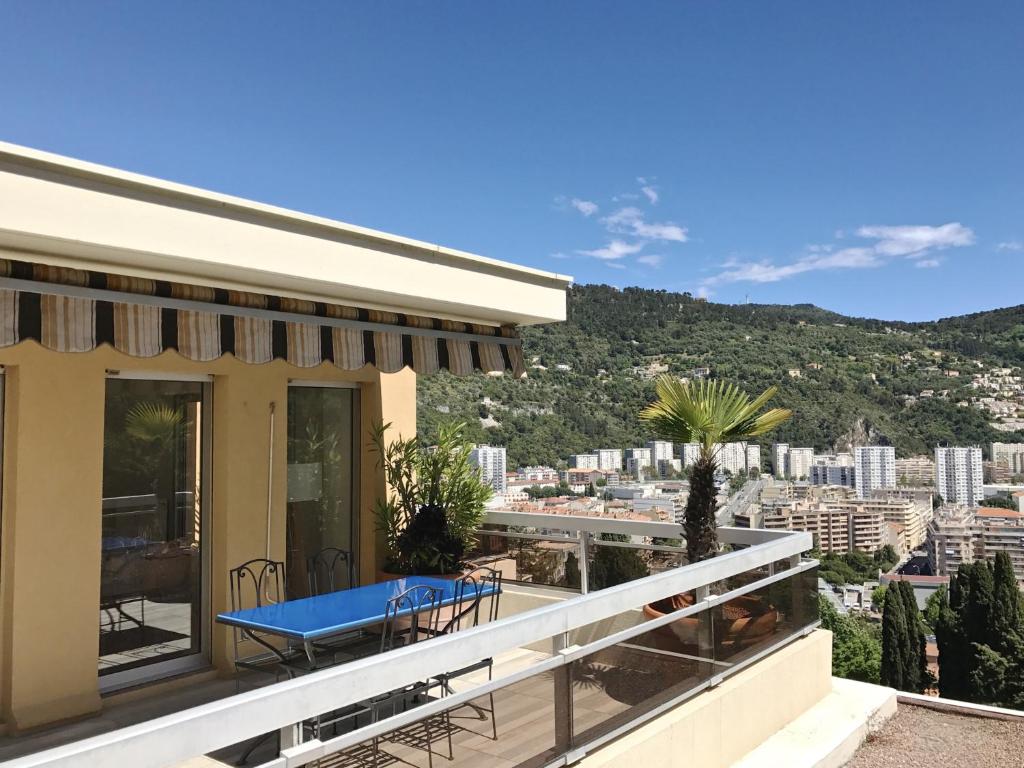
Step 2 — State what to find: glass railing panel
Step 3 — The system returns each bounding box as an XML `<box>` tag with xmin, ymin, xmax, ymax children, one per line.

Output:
<box><xmin>712</xmin><ymin>566</ymin><xmax>819</xmax><ymax>669</ymax></box>
<box><xmin>316</xmin><ymin>672</ymin><xmax>560</xmax><ymax>768</ymax></box>
<box><xmin>468</xmin><ymin>528</ymin><xmax>581</xmax><ymax>590</ymax></box>
<box><xmin>569</xmin><ymin>611</ymin><xmax>716</xmax><ymax>746</ymax></box>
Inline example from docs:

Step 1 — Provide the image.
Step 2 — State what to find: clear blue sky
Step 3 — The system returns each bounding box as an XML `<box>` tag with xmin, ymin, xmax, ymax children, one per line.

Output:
<box><xmin>1</xmin><ymin>2</ymin><xmax>1021</xmax><ymax>321</ymax></box>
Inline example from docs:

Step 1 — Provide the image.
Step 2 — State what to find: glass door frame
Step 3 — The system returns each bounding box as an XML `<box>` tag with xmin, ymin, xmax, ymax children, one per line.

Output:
<box><xmin>99</xmin><ymin>370</ymin><xmax>214</xmax><ymax>694</ymax></box>
<box><xmin>286</xmin><ymin>379</ymin><xmax>361</xmax><ymax>593</ymax></box>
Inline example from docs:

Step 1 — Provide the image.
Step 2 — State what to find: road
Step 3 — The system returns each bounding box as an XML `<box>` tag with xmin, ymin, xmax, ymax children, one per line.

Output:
<box><xmin>716</xmin><ymin>477</ymin><xmax>764</xmax><ymax>526</ymax></box>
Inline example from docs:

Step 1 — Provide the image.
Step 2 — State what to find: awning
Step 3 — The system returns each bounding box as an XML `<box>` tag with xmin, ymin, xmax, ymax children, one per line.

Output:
<box><xmin>0</xmin><ymin>258</ymin><xmax>526</xmax><ymax>376</ymax></box>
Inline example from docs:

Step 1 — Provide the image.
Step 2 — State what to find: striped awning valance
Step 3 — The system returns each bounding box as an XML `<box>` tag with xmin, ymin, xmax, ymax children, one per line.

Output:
<box><xmin>0</xmin><ymin>258</ymin><xmax>526</xmax><ymax>376</ymax></box>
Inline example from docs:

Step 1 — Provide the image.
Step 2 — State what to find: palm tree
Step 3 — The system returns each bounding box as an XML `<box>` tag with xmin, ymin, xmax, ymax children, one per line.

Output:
<box><xmin>640</xmin><ymin>377</ymin><xmax>792</xmax><ymax>563</ymax></box>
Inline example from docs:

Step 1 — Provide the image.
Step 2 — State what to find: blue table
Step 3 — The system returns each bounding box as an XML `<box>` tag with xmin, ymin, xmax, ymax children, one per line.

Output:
<box><xmin>217</xmin><ymin>575</ymin><xmax>498</xmax><ymax>671</ymax></box>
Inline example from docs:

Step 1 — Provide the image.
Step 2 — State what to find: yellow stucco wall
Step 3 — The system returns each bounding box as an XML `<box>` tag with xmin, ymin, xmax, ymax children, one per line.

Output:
<box><xmin>0</xmin><ymin>341</ymin><xmax>416</xmax><ymax>731</ymax></box>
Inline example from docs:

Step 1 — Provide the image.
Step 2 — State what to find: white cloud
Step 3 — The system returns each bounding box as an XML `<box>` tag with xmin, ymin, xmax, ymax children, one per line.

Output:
<box><xmin>570</xmin><ymin>198</ymin><xmax>599</xmax><ymax>217</ymax></box>
<box><xmin>696</xmin><ymin>286</ymin><xmax>712</xmax><ymax>299</ymax></box>
<box><xmin>637</xmin><ymin>254</ymin><xmax>664</xmax><ymax>268</ymax></box>
<box><xmin>637</xmin><ymin>176</ymin><xmax>660</xmax><ymax>204</ymax></box>
<box><xmin>577</xmin><ymin>239</ymin><xmax>644</xmax><ymax>261</ymax></box>
<box><xmin>605</xmin><ymin>262</ymin><xmax>627</xmax><ymax>270</ymax></box>
<box><xmin>550</xmin><ymin>251</ymin><xmax>570</xmax><ymax>260</ymax></box>
<box><xmin>996</xmin><ymin>240</ymin><xmax>1023</xmax><ymax>252</ymax></box>
<box><xmin>855</xmin><ymin>223</ymin><xmax>974</xmax><ymax>257</ymax></box>
<box><xmin>603</xmin><ymin>207</ymin><xmax>688</xmax><ymax>242</ymax></box>
<box><xmin>703</xmin><ymin>222</ymin><xmax>973</xmax><ymax>287</ymax></box>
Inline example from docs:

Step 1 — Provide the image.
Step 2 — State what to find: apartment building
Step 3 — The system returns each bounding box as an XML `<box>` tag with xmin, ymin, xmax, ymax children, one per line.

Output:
<box><xmin>927</xmin><ymin>505</ymin><xmax>1024</xmax><ymax>584</ymax></box>
<box><xmin>895</xmin><ymin>456</ymin><xmax>936</xmax><ymax>487</ymax></box>
<box><xmin>625</xmin><ymin>447</ymin><xmax>653</xmax><ymax>470</ymax></box>
<box><xmin>646</xmin><ymin>440</ymin><xmax>674</xmax><ymax>467</ymax></box>
<box><xmin>569</xmin><ymin>453</ymin><xmax>600</xmax><ymax>470</ymax></box>
<box><xmin>596</xmin><ymin>448</ymin><xmax>623</xmax><ymax>472</ymax></box>
<box><xmin>935</xmin><ymin>446</ymin><xmax>984</xmax><ymax>505</ymax></box>
<box><xmin>761</xmin><ymin>500</ymin><xmax>886</xmax><ymax>554</ymax></box>
<box><xmin>747</xmin><ymin>443</ymin><xmax>762</xmax><ymax>474</ymax></box>
<box><xmin>809</xmin><ymin>464</ymin><xmax>856</xmax><ymax>488</ymax></box>
<box><xmin>854</xmin><ymin>446</ymin><xmax>896</xmax><ymax>499</ymax></box>
<box><xmin>681</xmin><ymin>442</ymin><xmax>701</xmax><ymax>468</ymax></box>
<box><xmin>772</xmin><ymin>443</ymin><xmax>789</xmax><ymax>479</ymax></box>
<box><xmin>991</xmin><ymin>442</ymin><xmax>1024</xmax><ymax>476</ymax></box>
<box><xmin>787</xmin><ymin>448</ymin><xmax>814</xmax><ymax>481</ymax></box>
<box><xmin>469</xmin><ymin>445</ymin><xmax>508</xmax><ymax>496</ymax></box>
<box><xmin>718</xmin><ymin>441</ymin><xmax>750</xmax><ymax>475</ymax></box>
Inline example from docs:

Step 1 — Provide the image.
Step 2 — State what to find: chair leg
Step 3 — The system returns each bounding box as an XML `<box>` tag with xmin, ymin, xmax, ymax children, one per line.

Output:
<box><xmin>489</xmin><ymin>691</ymin><xmax>498</xmax><ymax>740</ymax></box>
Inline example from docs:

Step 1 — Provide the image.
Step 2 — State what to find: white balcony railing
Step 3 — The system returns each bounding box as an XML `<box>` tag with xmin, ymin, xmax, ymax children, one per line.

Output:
<box><xmin>9</xmin><ymin>514</ymin><xmax>817</xmax><ymax>768</ymax></box>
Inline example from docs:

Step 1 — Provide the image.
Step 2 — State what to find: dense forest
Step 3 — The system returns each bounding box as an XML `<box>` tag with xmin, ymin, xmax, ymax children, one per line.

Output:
<box><xmin>418</xmin><ymin>284</ymin><xmax>1024</xmax><ymax>469</ymax></box>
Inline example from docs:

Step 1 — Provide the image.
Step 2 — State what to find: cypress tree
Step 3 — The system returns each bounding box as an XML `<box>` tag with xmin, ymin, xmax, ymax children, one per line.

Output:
<box><xmin>991</xmin><ymin>552</ymin><xmax>1023</xmax><ymax>654</ymax></box>
<box><xmin>965</xmin><ymin>560</ymin><xmax>995</xmax><ymax>648</ymax></box>
<box><xmin>881</xmin><ymin>588</ymin><xmax>907</xmax><ymax>690</ymax></box>
<box><xmin>937</xmin><ymin>565</ymin><xmax>972</xmax><ymax>699</ymax></box>
<box><xmin>897</xmin><ymin>580</ymin><xmax>927</xmax><ymax>693</ymax></box>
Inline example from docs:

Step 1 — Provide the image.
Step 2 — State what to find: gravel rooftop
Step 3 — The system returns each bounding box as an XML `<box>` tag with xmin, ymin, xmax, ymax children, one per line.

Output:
<box><xmin>845</xmin><ymin>704</ymin><xmax>1024</xmax><ymax>768</ymax></box>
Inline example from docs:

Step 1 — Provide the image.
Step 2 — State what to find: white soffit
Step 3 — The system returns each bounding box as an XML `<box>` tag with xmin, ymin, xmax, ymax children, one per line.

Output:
<box><xmin>0</xmin><ymin>142</ymin><xmax>571</xmax><ymax>326</ymax></box>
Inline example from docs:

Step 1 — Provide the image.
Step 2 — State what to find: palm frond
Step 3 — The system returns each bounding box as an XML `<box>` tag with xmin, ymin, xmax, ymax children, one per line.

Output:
<box><xmin>640</xmin><ymin>375</ymin><xmax>793</xmax><ymax>451</ymax></box>
<box><xmin>125</xmin><ymin>401</ymin><xmax>184</xmax><ymax>443</ymax></box>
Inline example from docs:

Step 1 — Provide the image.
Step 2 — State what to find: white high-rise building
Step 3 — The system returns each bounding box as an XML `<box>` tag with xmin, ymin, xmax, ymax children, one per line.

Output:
<box><xmin>772</xmin><ymin>443</ymin><xmax>789</xmax><ymax>479</ymax></box>
<box><xmin>787</xmin><ymin>448</ymin><xmax>814</xmax><ymax>481</ymax></box>
<box><xmin>746</xmin><ymin>444</ymin><xmax>762</xmax><ymax>474</ymax></box>
<box><xmin>625</xmin><ymin>447</ymin><xmax>652</xmax><ymax>470</ymax></box>
<box><xmin>469</xmin><ymin>444</ymin><xmax>507</xmax><ymax>496</ymax></box>
<box><xmin>717</xmin><ymin>442</ymin><xmax>749</xmax><ymax>475</ymax></box>
<box><xmin>646</xmin><ymin>440</ymin><xmax>674</xmax><ymax>466</ymax></box>
<box><xmin>569</xmin><ymin>453</ymin><xmax>599</xmax><ymax>470</ymax></box>
<box><xmin>596</xmin><ymin>449</ymin><xmax>623</xmax><ymax>472</ymax></box>
<box><xmin>681</xmin><ymin>442</ymin><xmax>701</xmax><ymax>468</ymax></box>
<box><xmin>854</xmin><ymin>446</ymin><xmax>896</xmax><ymax>499</ymax></box>
<box><xmin>935</xmin><ymin>446</ymin><xmax>984</xmax><ymax>506</ymax></box>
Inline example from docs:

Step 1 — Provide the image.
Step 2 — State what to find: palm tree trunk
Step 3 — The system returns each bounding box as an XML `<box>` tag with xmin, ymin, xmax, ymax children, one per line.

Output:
<box><xmin>685</xmin><ymin>455</ymin><xmax>719</xmax><ymax>562</ymax></box>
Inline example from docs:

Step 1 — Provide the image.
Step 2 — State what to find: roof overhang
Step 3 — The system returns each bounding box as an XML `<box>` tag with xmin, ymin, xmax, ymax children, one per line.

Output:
<box><xmin>0</xmin><ymin>142</ymin><xmax>571</xmax><ymax>327</ymax></box>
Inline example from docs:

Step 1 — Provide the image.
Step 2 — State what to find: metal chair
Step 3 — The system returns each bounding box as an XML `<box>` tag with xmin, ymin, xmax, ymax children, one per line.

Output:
<box><xmin>307</xmin><ymin>546</ymin><xmax>356</xmax><ymax>595</ymax></box>
<box><xmin>372</xmin><ymin>585</ymin><xmax>450</xmax><ymax>768</ymax></box>
<box><xmin>434</xmin><ymin>568</ymin><xmax>503</xmax><ymax>740</ymax></box>
<box><xmin>228</xmin><ymin>558</ymin><xmax>308</xmax><ymax>765</ymax></box>
<box><xmin>228</xmin><ymin>558</ymin><xmax>304</xmax><ymax>683</ymax></box>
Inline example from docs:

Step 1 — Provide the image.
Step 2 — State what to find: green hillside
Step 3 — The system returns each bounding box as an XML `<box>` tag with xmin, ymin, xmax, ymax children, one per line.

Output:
<box><xmin>417</xmin><ymin>284</ymin><xmax>1024</xmax><ymax>469</ymax></box>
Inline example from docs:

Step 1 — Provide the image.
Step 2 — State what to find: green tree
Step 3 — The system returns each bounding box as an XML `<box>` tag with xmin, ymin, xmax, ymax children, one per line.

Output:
<box><xmin>923</xmin><ymin>584</ymin><xmax>947</xmax><ymax>629</ymax></box>
<box><xmin>819</xmin><ymin>595</ymin><xmax>882</xmax><ymax>684</ymax></box>
<box><xmin>979</xmin><ymin>495</ymin><xmax>1017</xmax><ymax>510</ymax></box>
<box><xmin>880</xmin><ymin>586</ymin><xmax>908</xmax><ymax>690</ymax></box>
<box><xmin>639</xmin><ymin>377</ymin><xmax>791</xmax><ymax>562</ymax></box>
<box><xmin>991</xmin><ymin>551</ymin><xmax>1023</xmax><ymax>651</ymax></box>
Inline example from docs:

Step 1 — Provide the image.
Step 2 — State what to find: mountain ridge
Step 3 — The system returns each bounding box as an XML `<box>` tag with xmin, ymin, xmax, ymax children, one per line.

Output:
<box><xmin>417</xmin><ymin>284</ymin><xmax>1024</xmax><ymax>468</ymax></box>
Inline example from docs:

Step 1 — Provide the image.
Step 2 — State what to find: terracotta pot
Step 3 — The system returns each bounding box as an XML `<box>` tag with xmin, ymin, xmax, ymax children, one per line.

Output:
<box><xmin>642</xmin><ymin>593</ymin><xmax>778</xmax><ymax>654</ymax></box>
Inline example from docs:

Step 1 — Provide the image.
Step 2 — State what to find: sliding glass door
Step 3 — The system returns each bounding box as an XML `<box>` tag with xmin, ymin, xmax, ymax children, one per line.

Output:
<box><xmin>99</xmin><ymin>377</ymin><xmax>209</xmax><ymax>685</ymax></box>
<box><xmin>286</xmin><ymin>384</ymin><xmax>359</xmax><ymax>599</ymax></box>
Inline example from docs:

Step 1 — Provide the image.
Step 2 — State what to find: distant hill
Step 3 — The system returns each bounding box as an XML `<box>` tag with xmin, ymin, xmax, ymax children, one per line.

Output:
<box><xmin>417</xmin><ymin>284</ymin><xmax>1024</xmax><ymax>469</ymax></box>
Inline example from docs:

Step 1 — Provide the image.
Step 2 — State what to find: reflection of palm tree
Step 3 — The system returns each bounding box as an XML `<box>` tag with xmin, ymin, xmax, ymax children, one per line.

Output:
<box><xmin>126</xmin><ymin>402</ymin><xmax>184</xmax><ymax>443</ymax></box>
<box><xmin>126</xmin><ymin>402</ymin><xmax>185</xmax><ymax>538</ymax></box>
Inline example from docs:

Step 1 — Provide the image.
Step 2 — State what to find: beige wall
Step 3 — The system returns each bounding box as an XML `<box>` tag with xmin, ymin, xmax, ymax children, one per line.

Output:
<box><xmin>0</xmin><ymin>341</ymin><xmax>416</xmax><ymax>731</ymax></box>
<box><xmin>576</xmin><ymin>629</ymin><xmax>834</xmax><ymax>768</ymax></box>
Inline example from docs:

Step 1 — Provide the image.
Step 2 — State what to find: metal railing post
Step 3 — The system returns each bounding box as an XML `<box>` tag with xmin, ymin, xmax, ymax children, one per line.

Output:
<box><xmin>577</xmin><ymin>530</ymin><xmax>590</xmax><ymax>594</ymax></box>
<box><xmin>552</xmin><ymin>636</ymin><xmax>577</xmax><ymax>756</ymax></box>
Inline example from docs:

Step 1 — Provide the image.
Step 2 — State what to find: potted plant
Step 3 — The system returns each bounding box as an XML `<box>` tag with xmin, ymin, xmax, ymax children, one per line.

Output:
<box><xmin>372</xmin><ymin>421</ymin><xmax>492</xmax><ymax>578</ymax></box>
<box><xmin>638</xmin><ymin>377</ymin><xmax>791</xmax><ymax>643</ymax></box>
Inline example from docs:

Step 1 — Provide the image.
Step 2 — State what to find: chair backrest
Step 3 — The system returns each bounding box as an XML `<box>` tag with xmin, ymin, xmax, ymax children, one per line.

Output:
<box><xmin>440</xmin><ymin>567</ymin><xmax>503</xmax><ymax>635</ymax></box>
<box><xmin>380</xmin><ymin>585</ymin><xmax>441</xmax><ymax>653</ymax></box>
<box><xmin>307</xmin><ymin>547</ymin><xmax>356</xmax><ymax>596</ymax></box>
<box><xmin>230</xmin><ymin>558</ymin><xmax>286</xmax><ymax>611</ymax></box>
<box><xmin>229</xmin><ymin>558</ymin><xmax>285</xmax><ymax>664</ymax></box>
